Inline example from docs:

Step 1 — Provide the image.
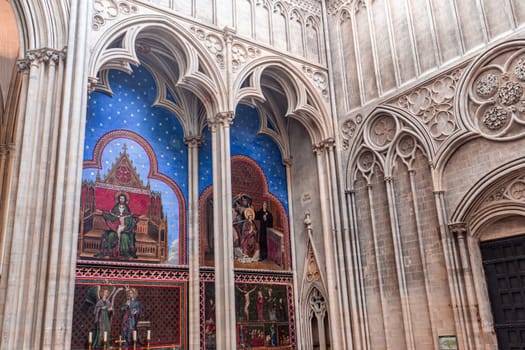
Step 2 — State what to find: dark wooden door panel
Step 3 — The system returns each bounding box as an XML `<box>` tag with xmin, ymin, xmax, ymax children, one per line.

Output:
<box><xmin>482</xmin><ymin>235</ymin><xmax>525</xmax><ymax>350</ymax></box>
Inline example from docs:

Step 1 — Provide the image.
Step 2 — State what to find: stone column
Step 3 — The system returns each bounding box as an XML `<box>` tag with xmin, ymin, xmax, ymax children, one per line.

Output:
<box><xmin>0</xmin><ymin>144</ymin><xmax>15</xmax><ymax>273</ymax></box>
<box><xmin>0</xmin><ymin>1</ymin><xmax>90</xmax><ymax>348</ymax></box>
<box><xmin>450</xmin><ymin>222</ymin><xmax>482</xmax><ymax>350</ymax></box>
<box><xmin>344</xmin><ymin>189</ymin><xmax>369</xmax><ymax>350</ymax></box>
<box><xmin>313</xmin><ymin>140</ymin><xmax>345</xmax><ymax>350</ymax></box>
<box><xmin>209</xmin><ymin>111</ymin><xmax>236</xmax><ymax>349</ymax></box>
<box><xmin>433</xmin><ymin>190</ymin><xmax>471</xmax><ymax>350</ymax></box>
<box><xmin>185</xmin><ymin>135</ymin><xmax>203</xmax><ymax>350</ymax></box>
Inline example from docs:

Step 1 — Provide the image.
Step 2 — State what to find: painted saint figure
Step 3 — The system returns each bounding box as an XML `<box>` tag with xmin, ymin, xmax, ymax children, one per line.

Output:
<box><xmin>96</xmin><ymin>193</ymin><xmax>138</xmax><ymax>259</ymax></box>
<box><xmin>256</xmin><ymin>290</ymin><xmax>265</xmax><ymax>321</ymax></box>
<box><xmin>255</xmin><ymin>201</ymin><xmax>273</xmax><ymax>261</ymax></box>
<box><xmin>93</xmin><ymin>288</ymin><xmax>113</xmax><ymax>347</ymax></box>
<box><xmin>121</xmin><ymin>287</ymin><xmax>140</xmax><ymax>346</ymax></box>
<box><xmin>240</xmin><ymin>208</ymin><xmax>260</xmax><ymax>262</ymax></box>
<box><xmin>266</xmin><ymin>288</ymin><xmax>277</xmax><ymax>321</ymax></box>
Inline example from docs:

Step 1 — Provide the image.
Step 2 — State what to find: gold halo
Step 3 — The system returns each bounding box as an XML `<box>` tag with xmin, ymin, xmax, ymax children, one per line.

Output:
<box><xmin>114</xmin><ymin>191</ymin><xmax>130</xmax><ymax>203</ymax></box>
<box><xmin>244</xmin><ymin>207</ymin><xmax>255</xmax><ymax>219</ymax></box>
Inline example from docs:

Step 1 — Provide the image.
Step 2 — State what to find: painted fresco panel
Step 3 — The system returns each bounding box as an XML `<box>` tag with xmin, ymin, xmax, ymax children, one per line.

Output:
<box><xmin>234</xmin><ymin>275</ymin><xmax>295</xmax><ymax>349</ymax></box>
<box><xmin>201</xmin><ymin>275</ymin><xmax>295</xmax><ymax>350</ymax></box>
<box><xmin>72</xmin><ymin>264</ymin><xmax>187</xmax><ymax>349</ymax></box>
<box><xmin>82</xmin><ymin>67</ymin><xmax>187</xmax><ymax>265</ymax></box>
<box><xmin>200</xmin><ymin>156</ymin><xmax>290</xmax><ymax>270</ymax></box>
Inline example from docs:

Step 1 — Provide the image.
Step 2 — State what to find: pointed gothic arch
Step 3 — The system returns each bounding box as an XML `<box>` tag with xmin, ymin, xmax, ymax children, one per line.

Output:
<box><xmin>233</xmin><ymin>57</ymin><xmax>333</xmax><ymax>147</ymax></box>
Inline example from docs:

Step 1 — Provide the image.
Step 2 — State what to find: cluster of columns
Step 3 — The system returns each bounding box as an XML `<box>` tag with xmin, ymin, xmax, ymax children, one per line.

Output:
<box><xmin>0</xmin><ymin>1</ymin><xmax>91</xmax><ymax>347</ymax></box>
<box><xmin>185</xmin><ymin>111</ymin><xmax>238</xmax><ymax>350</ymax></box>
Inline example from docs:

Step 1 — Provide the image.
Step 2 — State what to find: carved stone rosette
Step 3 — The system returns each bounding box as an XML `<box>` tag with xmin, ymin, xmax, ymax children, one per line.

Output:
<box><xmin>459</xmin><ymin>40</ymin><xmax>525</xmax><ymax>140</ymax></box>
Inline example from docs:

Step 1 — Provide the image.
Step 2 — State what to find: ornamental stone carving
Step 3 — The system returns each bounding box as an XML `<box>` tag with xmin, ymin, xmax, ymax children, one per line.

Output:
<box><xmin>459</xmin><ymin>41</ymin><xmax>525</xmax><ymax>140</ymax></box>
<box><xmin>397</xmin><ymin>134</ymin><xmax>416</xmax><ymax>158</ymax></box>
<box><xmin>191</xmin><ymin>27</ymin><xmax>225</xmax><ymax>68</ymax></box>
<box><xmin>483</xmin><ymin>105</ymin><xmax>508</xmax><ymax>130</ymax></box>
<box><xmin>302</xmin><ymin>66</ymin><xmax>329</xmax><ymax>99</ymax></box>
<box><xmin>231</xmin><ymin>43</ymin><xmax>261</xmax><ymax>72</ymax></box>
<box><xmin>327</xmin><ymin>0</ymin><xmax>352</xmax><ymax>16</ymax></box>
<box><xmin>357</xmin><ymin>150</ymin><xmax>375</xmax><ymax>173</ymax></box>
<box><xmin>17</xmin><ymin>48</ymin><xmax>66</xmax><ymax>71</ymax></box>
<box><xmin>394</xmin><ymin>68</ymin><xmax>462</xmax><ymax>141</ymax></box>
<box><xmin>483</xmin><ymin>174</ymin><xmax>525</xmax><ymax>206</ymax></box>
<box><xmin>93</xmin><ymin>0</ymin><xmax>137</xmax><ymax>30</ymax></box>
<box><xmin>340</xmin><ymin>114</ymin><xmax>363</xmax><ymax>149</ymax></box>
<box><xmin>284</xmin><ymin>0</ymin><xmax>322</xmax><ymax>16</ymax></box>
<box><xmin>369</xmin><ymin>115</ymin><xmax>396</xmax><ymax>148</ymax></box>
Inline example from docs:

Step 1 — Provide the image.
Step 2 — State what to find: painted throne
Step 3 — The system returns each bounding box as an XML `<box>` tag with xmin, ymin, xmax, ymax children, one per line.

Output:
<box><xmin>78</xmin><ymin>146</ymin><xmax>168</xmax><ymax>263</ymax></box>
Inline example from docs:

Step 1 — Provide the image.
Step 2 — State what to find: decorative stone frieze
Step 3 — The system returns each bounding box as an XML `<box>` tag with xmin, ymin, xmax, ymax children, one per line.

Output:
<box><xmin>393</xmin><ymin>68</ymin><xmax>463</xmax><ymax>141</ymax></box>
<box><xmin>92</xmin><ymin>0</ymin><xmax>138</xmax><ymax>30</ymax></box>
<box><xmin>459</xmin><ymin>41</ymin><xmax>525</xmax><ymax>140</ymax></box>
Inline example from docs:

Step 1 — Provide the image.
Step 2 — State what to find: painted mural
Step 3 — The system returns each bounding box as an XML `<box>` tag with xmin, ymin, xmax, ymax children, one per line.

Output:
<box><xmin>201</xmin><ymin>277</ymin><xmax>216</xmax><ymax>350</ymax></box>
<box><xmin>71</xmin><ymin>264</ymin><xmax>187</xmax><ymax>349</ymax></box>
<box><xmin>236</xmin><ymin>278</ymin><xmax>293</xmax><ymax>349</ymax></box>
<box><xmin>202</xmin><ymin>276</ymin><xmax>295</xmax><ymax>350</ymax></box>
<box><xmin>80</xmin><ymin>67</ymin><xmax>187</xmax><ymax>265</ymax></box>
<box><xmin>200</xmin><ymin>106</ymin><xmax>290</xmax><ymax>270</ymax></box>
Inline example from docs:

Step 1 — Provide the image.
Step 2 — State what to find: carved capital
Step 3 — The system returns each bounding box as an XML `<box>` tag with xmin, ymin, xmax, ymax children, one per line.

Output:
<box><xmin>449</xmin><ymin>222</ymin><xmax>468</xmax><ymax>238</ymax></box>
<box><xmin>17</xmin><ymin>47</ymin><xmax>66</xmax><ymax>71</ymax></box>
<box><xmin>184</xmin><ymin>135</ymin><xmax>203</xmax><ymax>148</ymax></box>
<box><xmin>282</xmin><ymin>157</ymin><xmax>293</xmax><ymax>167</ymax></box>
<box><xmin>208</xmin><ymin>111</ymin><xmax>234</xmax><ymax>131</ymax></box>
<box><xmin>215</xmin><ymin>111</ymin><xmax>234</xmax><ymax>126</ymax></box>
<box><xmin>313</xmin><ymin>137</ymin><xmax>335</xmax><ymax>154</ymax></box>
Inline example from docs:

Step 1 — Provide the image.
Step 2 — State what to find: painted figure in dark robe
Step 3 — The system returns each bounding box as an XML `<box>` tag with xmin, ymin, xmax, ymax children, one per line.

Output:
<box><xmin>255</xmin><ymin>201</ymin><xmax>273</xmax><ymax>261</ymax></box>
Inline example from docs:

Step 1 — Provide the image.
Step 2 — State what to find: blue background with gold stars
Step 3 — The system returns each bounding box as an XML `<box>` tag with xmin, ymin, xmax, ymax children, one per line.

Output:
<box><xmin>83</xmin><ymin>67</ymin><xmax>187</xmax><ymax>264</ymax></box>
<box><xmin>83</xmin><ymin>66</ymin><xmax>288</xmax><ymax>263</ymax></box>
<box><xmin>198</xmin><ymin>105</ymin><xmax>288</xmax><ymax>212</ymax></box>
